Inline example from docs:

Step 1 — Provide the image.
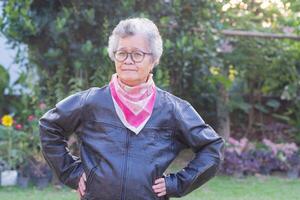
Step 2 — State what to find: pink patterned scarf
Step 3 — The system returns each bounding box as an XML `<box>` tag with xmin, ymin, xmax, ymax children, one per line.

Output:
<box><xmin>109</xmin><ymin>73</ymin><xmax>156</xmax><ymax>134</ymax></box>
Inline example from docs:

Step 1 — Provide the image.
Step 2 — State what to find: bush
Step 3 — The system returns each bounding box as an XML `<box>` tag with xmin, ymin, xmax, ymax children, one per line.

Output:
<box><xmin>220</xmin><ymin>137</ymin><xmax>300</xmax><ymax>177</ymax></box>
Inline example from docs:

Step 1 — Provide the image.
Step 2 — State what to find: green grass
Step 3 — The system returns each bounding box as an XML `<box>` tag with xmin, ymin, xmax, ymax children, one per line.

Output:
<box><xmin>1</xmin><ymin>176</ymin><xmax>299</xmax><ymax>200</ymax></box>
<box><xmin>181</xmin><ymin>175</ymin><xmax>300</xmax><ymax>200</ymax></box>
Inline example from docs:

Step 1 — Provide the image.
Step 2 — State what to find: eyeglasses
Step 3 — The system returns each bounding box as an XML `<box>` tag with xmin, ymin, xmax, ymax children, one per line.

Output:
<box><xmin>114</xmin><ymin>50</ymin><xmax>152</xmax><ymax>63</ymax></box>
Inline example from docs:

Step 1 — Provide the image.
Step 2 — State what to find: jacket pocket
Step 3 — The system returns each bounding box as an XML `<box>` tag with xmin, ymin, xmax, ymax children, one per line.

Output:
<box><xmin>84</xmin><ymin>120</ymin><xmax>124</xmax><ymax>153</ymax></box>
<box><xmin>145</xmin><ymin>128</ymin><xmax>173</xmax><ymax>150</ymax></box>
<box><xmin>86</xmin><ymin>165</ymin><xmax>97</xmax><ymax>192</ymax></box>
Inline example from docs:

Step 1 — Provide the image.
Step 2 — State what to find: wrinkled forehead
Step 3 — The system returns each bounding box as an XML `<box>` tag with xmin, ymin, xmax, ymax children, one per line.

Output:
<box><xmin>117</xmin><ymin>34</ymin><xmax>150</xmax><ymax>52</ymax></box>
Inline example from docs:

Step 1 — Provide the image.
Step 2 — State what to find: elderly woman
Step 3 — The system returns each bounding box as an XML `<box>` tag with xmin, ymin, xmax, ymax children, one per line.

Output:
<box><xmin>39</xmin><ymin>18</ymin><xmax>224</xmax><ymax>200</ymax></box>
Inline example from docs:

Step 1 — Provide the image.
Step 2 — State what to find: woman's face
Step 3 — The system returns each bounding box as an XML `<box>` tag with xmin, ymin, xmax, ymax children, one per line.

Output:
<box><xmin>114</xmin><ymin>34</ymin><xmax>155</xmax><ymax>86</ymax></box>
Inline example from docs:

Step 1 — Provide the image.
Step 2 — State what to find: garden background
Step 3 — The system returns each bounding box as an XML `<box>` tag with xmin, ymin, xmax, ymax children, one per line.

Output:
<box><xmin>0</xmin><ymin>0</ymin><xmax>300</xmax><ymax>199</ymax></box>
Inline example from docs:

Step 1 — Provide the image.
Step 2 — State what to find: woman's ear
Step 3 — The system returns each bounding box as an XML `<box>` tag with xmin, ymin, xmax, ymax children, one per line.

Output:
<box><xmin>151</xmin><ymin>60</ymin><xmax>157</xmax><ymax>72</ymax></box>
<box><xmin>153</xmin><ymin>58</ymin><xmax>159</xmax><ymax>67</ymax></box>
<box><xmin>150</xmin><ymin>67</ymin><xmax>154</xmax><ymax>73</ymax></box>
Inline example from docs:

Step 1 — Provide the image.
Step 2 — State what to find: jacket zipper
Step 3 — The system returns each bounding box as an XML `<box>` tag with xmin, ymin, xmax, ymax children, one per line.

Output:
<box><xmin>121</xmin><ymin>129</ymin><xmax>130</xmax><ymax>200</ymax></box>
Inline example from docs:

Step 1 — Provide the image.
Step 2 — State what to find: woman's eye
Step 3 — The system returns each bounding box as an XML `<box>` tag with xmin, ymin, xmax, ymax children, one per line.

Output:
<box><xmin>117</xmin><ymin>52</ymin><xmax>127</xmax><ymax>57</ymax></box>
<box><xmin>133</xmin><ymin>52</ymin><xmax>143</xmax><ymax>59</ymax></box>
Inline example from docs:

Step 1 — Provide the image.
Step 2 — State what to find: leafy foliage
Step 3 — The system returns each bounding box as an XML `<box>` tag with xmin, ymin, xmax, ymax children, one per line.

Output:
<box><xmin>0</xmin><ymin>0</ymin><xmax>299</xmax><ymax>141</ymax></box>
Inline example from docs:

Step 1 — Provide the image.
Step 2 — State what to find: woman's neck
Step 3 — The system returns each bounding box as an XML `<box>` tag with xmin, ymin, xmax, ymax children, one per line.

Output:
<box><xmin>118</xmin><ymin>75</ymin><xmax>150</xmax><ymax>87</ymax></box>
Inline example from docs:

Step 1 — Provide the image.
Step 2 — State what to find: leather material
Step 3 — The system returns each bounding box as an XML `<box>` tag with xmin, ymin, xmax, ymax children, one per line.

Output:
<box><xmin>39</xmin><ymin>85</ymin><xmax>224</xmax><ymax>200</ymax></box>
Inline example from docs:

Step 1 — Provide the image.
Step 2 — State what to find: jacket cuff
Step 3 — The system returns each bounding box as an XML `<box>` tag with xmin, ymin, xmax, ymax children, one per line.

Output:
<box><xmin>164</xmin><ymin>173</ymin><xmax>179</xmax><ymax>197</ymax></box>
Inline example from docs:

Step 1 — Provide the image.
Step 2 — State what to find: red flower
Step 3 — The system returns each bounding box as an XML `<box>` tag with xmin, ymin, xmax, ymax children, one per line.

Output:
<box><xmin>28</xmin><ymin>115</ymin><xmax>35</xmax><ymax>122</ymax></box>
<box><xmin>15</xmin><ymin>124</ymin><xmax>23</xmax><ymax>130</ymax></box>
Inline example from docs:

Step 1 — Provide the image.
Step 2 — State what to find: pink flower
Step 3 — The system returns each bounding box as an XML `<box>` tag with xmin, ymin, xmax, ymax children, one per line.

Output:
<box><xmin>263</xmin><ymin>138</ymin><xmax>299</xmax><ymax>157</ymax></box>
<box><xmin>28</xmin><ymin>115</ymin><xmax>35</xmax><ymax>122</ymax></box>
<box><xmin>39</xmin><ymin>102</ymin><xmax>47</xmax><ymax>110</ymax></box>
<box><xmin>282</xmin><ymin>26</ymin><xmax>294</xmax><ymax>34</ymax></box>
<box><xmin>228</xmin><ymin>137</ymin><xmax>239</xmax><ymax>146</ymax></box>
<box><xmin>263</xmin><ymin>139</ymin><xmax>278</xmax><ymax>155</ymax></box>
<box><xmin>15</xmin><ymin>124</ymin><xmax>23</xmax><ymax>130</ymax></box>
<box><xmin>226</xmin><ymin>137</ymin><xmax>254</xmax><ymax>155</ymax></box>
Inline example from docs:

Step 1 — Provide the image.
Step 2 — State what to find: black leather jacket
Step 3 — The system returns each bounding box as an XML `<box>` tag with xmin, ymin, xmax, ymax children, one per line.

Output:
<box><xmin>39</xmin><ymin>86</ymin><xmax>224</xmax><ymax>200</ymax></box>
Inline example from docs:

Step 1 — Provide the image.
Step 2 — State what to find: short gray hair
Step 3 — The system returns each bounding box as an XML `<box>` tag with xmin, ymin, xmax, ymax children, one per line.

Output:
<box><xmin>108</xmin><ymin>18</ymin><xmax>163</xmax><ymax>65</ymax></box>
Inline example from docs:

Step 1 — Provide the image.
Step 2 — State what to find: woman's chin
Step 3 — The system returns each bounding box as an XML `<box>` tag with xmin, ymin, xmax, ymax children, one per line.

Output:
<box><xmin>119</xmin><ymin>77</ymin><xmax>140</xmax><ymax>86</ymax></box>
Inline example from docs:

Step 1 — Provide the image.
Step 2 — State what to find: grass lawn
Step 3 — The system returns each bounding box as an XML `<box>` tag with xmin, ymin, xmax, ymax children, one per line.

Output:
<box><xmin>0</xmin><ymin>175</ymin><xmax>299</xmax><ymax>200</ymax></box>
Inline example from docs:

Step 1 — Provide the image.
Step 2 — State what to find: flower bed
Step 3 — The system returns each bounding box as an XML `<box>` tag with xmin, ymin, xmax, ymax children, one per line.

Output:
<box><xmin>0</xmin><ymin>103</ymin><xmax>52</xmax><ymax>188</ymax></box>
<box><xmin>220</xmin><ymin>137</ymin><xmax>300</xmax><ymax>178</ymax></box>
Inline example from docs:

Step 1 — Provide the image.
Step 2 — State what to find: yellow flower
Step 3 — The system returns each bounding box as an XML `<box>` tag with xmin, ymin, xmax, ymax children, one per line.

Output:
<box><xmin>229</xmin><ymin>65</ymin><xmax>238</xmax><ymax>81</ymax></box>
<box><xmin>1</xmin><ymin>115</ymin><xmax>13</xmax><ymax>127</ymax></box>
<box><xmin>210</xmin><ymin>66</ymin><xmax>220</xmax><ymax>76</ymax></box>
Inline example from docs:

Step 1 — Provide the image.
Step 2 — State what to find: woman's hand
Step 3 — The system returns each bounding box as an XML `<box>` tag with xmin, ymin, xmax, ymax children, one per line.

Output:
<box><xmin>152</xmin><ymin>178</ymin><xmax>167</xmax><ymax>197</ymax></box>
<box><xmin>77</xmin><ymin>173</ymin><xmax>166</xmax><ymax>198</ymax></box>
<box><xmin>77</xmin><ymin>172</ymin><xmax>86</xmax><ymax>199</ymax></box>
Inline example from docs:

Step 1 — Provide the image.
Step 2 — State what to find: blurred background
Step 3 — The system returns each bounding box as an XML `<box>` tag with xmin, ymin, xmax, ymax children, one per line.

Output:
<box><xmin>0</xmin><ymin>0</ymin><xmax>299</xmax><ymax>199</ymax></box>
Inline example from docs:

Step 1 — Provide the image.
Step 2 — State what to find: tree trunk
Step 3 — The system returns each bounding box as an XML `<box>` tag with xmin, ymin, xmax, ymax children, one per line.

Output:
<box><xmin>216</xmin><ymin>84</ymin><xmax>230</xmax><ymax>140</ymax></box>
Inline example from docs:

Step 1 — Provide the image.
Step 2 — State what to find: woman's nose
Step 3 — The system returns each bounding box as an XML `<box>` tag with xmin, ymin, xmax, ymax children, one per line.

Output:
<box><xmin>124</xmin><ymin>54</ymin><xmax>134</xmax><ymax>64</ymax></box>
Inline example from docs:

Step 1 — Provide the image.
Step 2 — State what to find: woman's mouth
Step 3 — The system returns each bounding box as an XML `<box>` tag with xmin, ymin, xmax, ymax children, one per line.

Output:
<box><xmin>121</xmin><ymin>68</ymin><xmax>138</xmax><ymax>71</ymax></box>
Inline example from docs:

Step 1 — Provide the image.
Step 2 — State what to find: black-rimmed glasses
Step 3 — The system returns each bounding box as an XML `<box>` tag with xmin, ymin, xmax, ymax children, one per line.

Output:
<box><xmin>114</xmin><ymin>50</ymin><xmax>152</xmax><ymax>63</ymax></box>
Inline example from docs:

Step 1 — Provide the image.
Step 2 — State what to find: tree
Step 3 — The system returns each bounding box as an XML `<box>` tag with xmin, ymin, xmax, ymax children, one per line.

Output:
<box><xmin>1</xmin><ymin>0</ymin><xmax>299</xmax><ymax>141</ymax></box>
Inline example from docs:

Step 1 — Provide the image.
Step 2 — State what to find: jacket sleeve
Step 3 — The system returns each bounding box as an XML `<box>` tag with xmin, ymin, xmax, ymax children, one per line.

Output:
<box><xmin>164</xmin><ymin>102</ymin><xmax>224</xmax><ymax>197</ymax></box>
<box><xmin>39</xmin><ymin>90</ymin><xmax>89</xmax><ymax>189</ymax></box>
